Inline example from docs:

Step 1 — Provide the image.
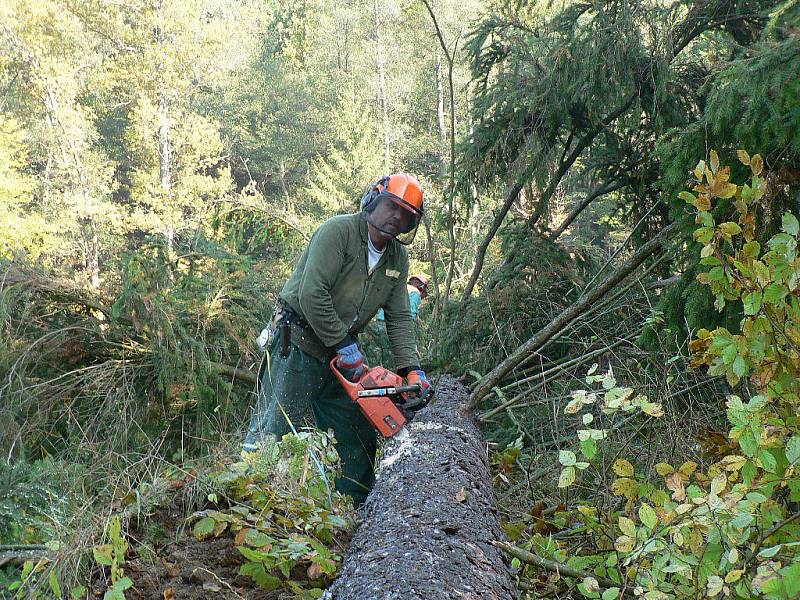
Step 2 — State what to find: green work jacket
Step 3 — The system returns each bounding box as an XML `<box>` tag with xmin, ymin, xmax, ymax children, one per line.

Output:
<box><xmin>280</xmin><ymin>213</ymin><xmax>419</xmax><ymax>370</ymax></box>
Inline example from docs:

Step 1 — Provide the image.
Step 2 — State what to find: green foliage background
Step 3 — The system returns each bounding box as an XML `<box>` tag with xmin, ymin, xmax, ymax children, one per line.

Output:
<box><xmin>2</xmin><ymin>0</ymin><xmax>800</xmax><ymax>597</ymax></box>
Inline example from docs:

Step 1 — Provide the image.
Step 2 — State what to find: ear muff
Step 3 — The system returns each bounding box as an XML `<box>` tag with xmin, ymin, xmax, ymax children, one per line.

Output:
<box><xmin>361</xmin><ymin>176</ymin><xmax>390</xmax><ymax>212</ymax></box>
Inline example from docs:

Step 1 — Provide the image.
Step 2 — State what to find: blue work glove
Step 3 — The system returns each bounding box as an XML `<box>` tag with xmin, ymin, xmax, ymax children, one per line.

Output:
<box><xmin>406</xmin><ymin>369</ymin><xmax>432</xmax><ymax>402</ymax></box>
<box><xmin>336</xmin><ymin>343</ymin><xmax>366</xmax><ymax>382</ymax></box>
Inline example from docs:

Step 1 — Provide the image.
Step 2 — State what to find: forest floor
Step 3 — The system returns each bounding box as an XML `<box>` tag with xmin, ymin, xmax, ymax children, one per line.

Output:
<box><xmin>105</xmin><ymin>493</ymin><xmax>274</xmax><ymax>600</ymax></box>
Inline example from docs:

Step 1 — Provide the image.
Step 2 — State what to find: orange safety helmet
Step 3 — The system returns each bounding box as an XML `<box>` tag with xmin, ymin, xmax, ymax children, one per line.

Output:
<box><xmin>408</xmin><ymin>274</ymin><xmax>429</xmax><ymax>297</ymax></box>
<box><xmin>361</xmin><ymin>173</ymin><xmax>424</xmax><ymax>245</ymax></box>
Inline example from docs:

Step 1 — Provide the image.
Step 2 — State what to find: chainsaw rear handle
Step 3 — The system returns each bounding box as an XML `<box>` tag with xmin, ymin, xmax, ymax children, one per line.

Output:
<box><xmin>330</xmin><ymin>356</ymin><xmax>364</xmax><ymax>391</ymax></box>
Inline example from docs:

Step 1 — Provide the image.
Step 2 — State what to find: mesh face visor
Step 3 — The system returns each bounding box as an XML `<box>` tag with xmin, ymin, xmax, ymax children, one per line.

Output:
<box><xmin>363</xmin><ymin>192</ymin><xmax>423</xmax><ymax>245</ymax></box>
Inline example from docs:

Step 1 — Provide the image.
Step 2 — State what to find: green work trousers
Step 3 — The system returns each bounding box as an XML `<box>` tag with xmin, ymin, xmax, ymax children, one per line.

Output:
<box><xmin>243</xmin><ymin>335</ymin><xmax>377</xmax><ymax>506</ymax></box>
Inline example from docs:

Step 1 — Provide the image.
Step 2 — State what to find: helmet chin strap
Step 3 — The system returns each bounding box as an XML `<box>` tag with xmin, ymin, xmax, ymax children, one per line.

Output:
<box><xmin>366</xmin><ymin>220</ymin><xmax>392</xmax><ymax>249</ymax></box>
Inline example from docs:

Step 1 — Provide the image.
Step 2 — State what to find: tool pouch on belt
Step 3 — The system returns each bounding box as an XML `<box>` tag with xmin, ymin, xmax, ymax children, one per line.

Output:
<box><xmin>279</xmin><ymin>318</ymin><xmax>291</xmax><ymax>358</ymax></box>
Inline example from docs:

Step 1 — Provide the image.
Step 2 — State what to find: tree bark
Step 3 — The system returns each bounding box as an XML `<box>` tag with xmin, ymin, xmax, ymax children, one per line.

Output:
<box><xmin>469</xmin><ymin>221</ymin><xmax>680</xmax><ymax>408</ymax></box>
<box><xmin>326</xmin><ymin>377</ymin><xmax>518</xmax><ymax>600</ymax></box>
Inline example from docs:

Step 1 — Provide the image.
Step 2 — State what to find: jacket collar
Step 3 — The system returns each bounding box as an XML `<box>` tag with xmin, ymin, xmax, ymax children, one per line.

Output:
<box><xmin>358</xmin><ymin>213</ymin><xmax>397</xmax><ymax>259</ymax></box>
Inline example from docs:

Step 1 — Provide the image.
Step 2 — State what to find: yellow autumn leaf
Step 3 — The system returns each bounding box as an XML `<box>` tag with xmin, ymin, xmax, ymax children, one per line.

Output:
<box><xmin>694</xmin><ymin>160</ymin><xmax>707</xmax><ymax>181</ymax></box>
<box><xmin>679</xmin><ymin>461</ymin><xmax>698</xmax><ymax>476</ymax></box>
<box><xmin>696</xmin><ymin>194</ymin><xmax>712</xmax><ymax>212</ymax></box>
<box><xmin>641</xmin><ymin>402</ymin><xmax>664</xmax><ymax>417</ymax></box>
<box><xmin>613</xmin><ymin>459</ymin><xmax>634</xmax><ymax>477</ymax></box>
<box><xmin>656</xmin><ymin>507</ymin><xmax>675</xmax><ymax>525</ymax></box>
<box><xmin>614</xmin><ymin>535</ymin><xmax>635</xmax><ymax>553</ymax></box>
<box><xmin>618</xmin><ymin>516</ymin><xmax>636</xmax><ymax>537</ymax></box>
<box><xmin>611</xmin><ymin>477</ymin><xmax>638</xmax><ymax>499</ymax></box>
<box><xmin>719</xmin><ymin>455</ymin><xmax>747</xmax><ymax>472</ymax></box>
<box><xmin>726</xmin><ymin>569</ymin><xmax>744</xmax><ymax>583</ymax></box>
<box><xmin>709</xmin><ymin>150</ymin><xmax>719</xmax><ymax>174</ymax></box>
<box><xmin>718</xmin><ymin>183</ymin><xmax>738</xmax><ymax>199</ymax></box>
<box><xmin>710</xmin><ymin>473</ymin><xmax>727</xmax><ymax>496</ymax></box>
<box><xmin>655</xmin><ymin>462</ymin><xmax>675</xmax><ymax>476</ymax></box>
<box><xmin>737</xmin><ymin>149</ymin><xmax>750</xmax><ymax>165</ymax></box>
<box><xmin>558</xmin><ymin>466</ymin><xmax>576</xmax><ymax>488</ymax></box>
<box><xmin>751</xmin><ymin>154</ymin><xmax>763</xmax><ymax>176</ymax></box>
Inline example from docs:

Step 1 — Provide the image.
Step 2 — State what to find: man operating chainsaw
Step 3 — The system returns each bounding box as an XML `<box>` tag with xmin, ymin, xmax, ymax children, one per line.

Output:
<box><xmin>243</xmin><ymin>173</ymin><xmax>432</xmax><ymax>506</ymax></box>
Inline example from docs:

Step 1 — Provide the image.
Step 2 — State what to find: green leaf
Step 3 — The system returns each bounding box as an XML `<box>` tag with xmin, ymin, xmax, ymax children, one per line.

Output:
<box><xmin>602</xmin><ymin>588</ymin><xmax>620</xmax><ymax>600</ymax></box>
<box><xmin>639</xmin><ymin>503</ymin><xmax>658</xmax><ymax>530</ymax></box>
<box><xmin>679</xmin><ymin>191</ymin><xmax>697</xmax><ymax>204</ymax></box>
<box><xmin>93</xmin><ymin>545</ymin><xmax>114</xmax><ymax>566</ymax></box>
<box><xmin>239</xmin><ymin>562</ymin><xmax>281</xmax><ymax>590</ymax></box>
<box><xmin>742</xmin><ymin>241</ymin><xmax>761</xmax><ymax>258</ymax></box>
<box><xmin>71</xmin><ymin>586</ymin><xmax>88</xmax><ymax>599</ymax></box>
<box><xmin>49</xmin><ymin>571</ymin><xmax>62</xmax><ymax>598</ymax></box>
<box><xmin>739</xmin><ymin>429</ymin><xmax>758</xmax><ymax>457</ymax></box>
<box><xmin>764</xmin><ymin>283</ymin><xmax>788</xmax><ymax>305</ymax></box>
<box><xmin>719</xmin><ymin>222</ymin><xmax>742</xmax><ymax>237</ymax></box>
<box><xmin>786</xmin><ymin>436</ymin><xmax>800</xmax><ymax>464</ymax></box>
<box><xmin>782</xmin><ymin>213</ymin><xmax>799</xmax><ymax>236</ymax></box>
<box><xmin>732</xmin><ymin>355</ymin><xmax>748</xmax><ymax>377</ymax></box>
<box><xmin>694</xmin><ymin>227</ymin><xmax>714</xmax><ymax>244</ymax></box>
<box><xmin>559</xmin><ymin>450</ymin><xmax>577</xmax><ymax>466</ymax></box>
<box><xmin>193</xmin><ymin>517</ymin><xmax>217</xmax><ymax>541</ymax></box>
<box><xmin>580</xmin><ymin>438</ymin><xmax>597</xmax><ymax>460</ymax></box>
<box><xmin>782</xmin><ymin>563</ymin><xmax>800</xmax><ymax>597</ymax></box>
<box><xmin>743</xmin><ymin>291</ymin><xmax>762</xmax><ymax>315</ymax></box>
<box><xmin>759</xmin><ymin>449</ymin><xmax>777</xmax><ymax>474</ymax></box>
<box><xmin>722</xmin><ymin>343</ymin><xmax>738</xmax><ymax>365</ymax></box>
<box><xmin>758</xmin><ymin>544</ymin><xmax>782</xmax><ymax>558</ymax></box>
<box><xmin>244</xmin><ymin>530</ymin><xmax>274</xmax><ymax>547</ymax></box>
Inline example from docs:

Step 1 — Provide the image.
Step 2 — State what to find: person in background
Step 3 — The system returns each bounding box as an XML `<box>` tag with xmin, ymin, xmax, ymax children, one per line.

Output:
<box><xmin>376</xmin><ymin>273</ymin><xmax>429</xmax><ymax>321</ymax></box>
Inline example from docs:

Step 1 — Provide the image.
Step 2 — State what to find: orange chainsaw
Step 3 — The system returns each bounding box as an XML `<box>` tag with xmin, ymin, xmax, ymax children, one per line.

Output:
<box><xmin>329</xmin><ymin>358</ymin><xmax>424</xmax><ymax>437</ymax></box>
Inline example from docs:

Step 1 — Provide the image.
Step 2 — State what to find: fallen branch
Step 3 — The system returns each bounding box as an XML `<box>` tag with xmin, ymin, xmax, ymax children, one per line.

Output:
<box><xmin>470</xmin><ymin>221</ymin><xmax>680</xmax><ymax>409</ymax></box>
<box><xmin>494</xmin><ymin>541</ymin><xmax>628</xmax><ymax>595</ymax></box>
<box><xmin>206</xmin><ymin>361</ymin><xmax>258</xmax><ymax>386</ymax></box>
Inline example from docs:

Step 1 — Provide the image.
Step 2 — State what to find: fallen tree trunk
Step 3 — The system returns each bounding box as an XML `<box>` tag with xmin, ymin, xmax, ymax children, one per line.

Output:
<box><xmin>326</xmin><ymin>376</ymin><xmax>518</xmax><ymax>600</ymax></box>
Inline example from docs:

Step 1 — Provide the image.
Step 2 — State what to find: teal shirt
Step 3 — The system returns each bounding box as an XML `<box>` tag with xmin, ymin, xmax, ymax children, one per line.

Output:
<box><xmin>377</xmin><ymin>289</ymin><xmax>421</xmax><ymax>321</ymax></box>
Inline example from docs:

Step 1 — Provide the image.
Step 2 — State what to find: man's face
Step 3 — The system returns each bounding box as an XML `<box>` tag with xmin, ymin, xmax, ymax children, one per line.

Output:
<box><xmin>371</xmin><ymin>197</ymin><xmax>413</xmax><ymax>236</ymax></box>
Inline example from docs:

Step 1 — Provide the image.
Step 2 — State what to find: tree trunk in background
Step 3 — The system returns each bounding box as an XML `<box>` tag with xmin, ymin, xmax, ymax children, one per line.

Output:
<box><xmin>466</xmin><ymin>83</ymin><xmax>479</xmax><ymax>245</ymax></box>
<box><xmin>279</xmin><ymin>159</ymin><xmax>293</xmax><ymax>212</ymax></box>
<box><xmin>460</xmin><ymin>175</ymin><xmax>528</xmax><ymax>302</ymax></box>
<box><xmin>326</xmin><ymin>377</ymin><xmax>518</xmax><ymax>600</ymax></box>
<box><xmin>435</xmin><ymin>51</ymin><xmax>447</xmax><ymax>180</ymax></box>
<box><xmin>373</xmin><ymin>0</ymin><xmax>390</xmax><ymax>171</ymax></box>
<box><xmin>159</xmin><ymin>94</ymin><xmax>175</xmax><ymax>258</ymax></box>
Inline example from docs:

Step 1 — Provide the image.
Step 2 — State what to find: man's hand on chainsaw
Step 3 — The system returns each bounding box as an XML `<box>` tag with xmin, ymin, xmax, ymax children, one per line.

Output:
<box><xmin>335</xmin><ymin>342</ymin><xmax>366</xmax><ymax>382</ymax></box>
<box><xmin>404</xmin><ymin>369</ymin><xmax>432</xmax><ymax>410</ymax></box>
